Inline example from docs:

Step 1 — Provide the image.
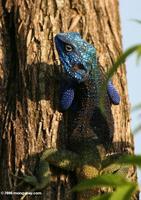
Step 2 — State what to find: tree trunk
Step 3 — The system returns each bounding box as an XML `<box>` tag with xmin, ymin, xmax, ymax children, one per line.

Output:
<box><xmin>0</xmin><ymin>0</ymin><xmax>138</xmax><ymax>200</ymax></box>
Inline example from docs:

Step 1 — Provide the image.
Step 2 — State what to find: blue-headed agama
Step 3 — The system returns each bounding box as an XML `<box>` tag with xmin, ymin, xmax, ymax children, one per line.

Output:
<box><xmin>18</xmin><ymin>32</ymin><xmax>122</xmax><ymax>200</ymax></box>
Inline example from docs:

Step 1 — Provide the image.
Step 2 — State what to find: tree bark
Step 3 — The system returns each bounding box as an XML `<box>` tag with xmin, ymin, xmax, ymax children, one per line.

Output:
<box><xmin>0</xmin><ymin>0</ymin><xmax>138</xmax><ymax>200</ymax></box>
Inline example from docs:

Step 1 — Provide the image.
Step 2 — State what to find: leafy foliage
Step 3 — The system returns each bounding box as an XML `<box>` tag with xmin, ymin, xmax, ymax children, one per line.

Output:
<box><xmin>100</xmin><ymin>44</ymin><xmax>141</xmax><ymax>111</ymax></box>
<box><xmin>73</xmin><ymin>174</ymin><xmax>132</xmax><ymax>191</ymax></box>
<box><xmin>90</xmin><ymin>193</ymin><xmax>112</xmax><ymax>200</ymax></box>
<box><xmin>73</xmin><ymin>174</ymin><xmax>137</xmax><ymax>200</ymax></box>
<box><xmin>110</xmin><ymin>184</ymin><xmax>137</xmax><ymax>200</ymax></box>
<box><xmin>72</xmin><ymin>154</ymin><xmax>140</xmax><ymax>200</ymax></box>
<box><xmin>131</xmin><ymin>19</ymin><xmax>141</xmax><ymax>24</ymax></box>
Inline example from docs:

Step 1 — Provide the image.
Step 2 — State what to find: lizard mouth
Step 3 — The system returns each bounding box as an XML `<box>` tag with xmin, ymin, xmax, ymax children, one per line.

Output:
<box><xmin>70</xmin><ymin>64</ymin><xmax>89</xmax><ymax>82</ymax></box>
<box><xmin>71</xmin><ymin>64</ymin><xmax>86</xmax><ymax>72</ymax></box>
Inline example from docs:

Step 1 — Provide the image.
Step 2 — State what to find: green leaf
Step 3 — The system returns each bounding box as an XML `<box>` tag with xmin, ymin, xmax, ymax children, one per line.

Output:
<box><xmin>99</xmin><ymin>45</ymin><xmax>141</xmax><ymax>110</ymax></box>
<box><xmin>72</xmin><ymin>174</ymin><xmax>128</xmax><ymax>192</ymax></box>
<box><xmin>90</xmin><ymin>193</ymin><xmax>112</xmax><ymax>200</ymax></box>
<box><xmin>131</xmin><ymin>19</ymin><xmax>141</xmax><ymax>24</ymax></box>
<box><xmin>117</xmin><ymin>155</ymin><xmax>141</xmax><ymax>167</ymax></box>
<box><xmin>110</xmin><ymin>183</ymin><xmax>137</xmax><ymax>200</ymax></box>
<box><xmin>90</xmin><ymin>183</ymin><xmax>137</xmax><ymax>200</ymax></box>
<box><xmin>136</xmin><ymin>48</ymin><xmax>141</xmax><ymax>65</ymax></box>
<box><xmin>106</xmin><ymin>45</ymin><xmax>141</xmax><ymax>81</ymax></box>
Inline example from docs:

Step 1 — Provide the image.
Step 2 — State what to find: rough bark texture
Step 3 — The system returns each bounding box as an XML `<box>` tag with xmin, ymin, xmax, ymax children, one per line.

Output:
<box><xmin>0</xmin><ymin>0</ymin><xmax>138</xmax><ymax>200</ymax></box>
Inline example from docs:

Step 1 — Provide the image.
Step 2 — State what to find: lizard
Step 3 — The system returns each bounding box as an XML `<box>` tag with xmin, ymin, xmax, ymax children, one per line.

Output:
<box><xmin>55</xmin><ymin>32</ymin><xmax>120</xmax><ymax>152</ymax></box>
<box><xmin>16</xmin><ymin>32</ymin><xmax>122</xmax><ymax>200</ymax></box>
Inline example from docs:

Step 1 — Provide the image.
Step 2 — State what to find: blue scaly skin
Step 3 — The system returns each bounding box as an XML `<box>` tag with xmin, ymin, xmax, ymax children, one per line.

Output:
<box><xmin>17</xmin><ymin>33</ymin><xmax>121</xmax><ymax>200</ymax></box>
<box><xmin>56</xmin><ymin>32</ymin><xmax>120</xmax><ymax>111</ymax></box>
<box><xmin>60</xmin><ymin>80</ymin><xmax>120</xmax><ymax>111</ymax></box>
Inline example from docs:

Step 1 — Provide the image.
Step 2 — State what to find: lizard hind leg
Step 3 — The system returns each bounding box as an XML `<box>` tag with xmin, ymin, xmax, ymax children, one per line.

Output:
<box><xmin>76</xmin><ymin>165</ymin><xmax>99</xmax><ymax>200</ymax></box>
<box><xmin>41</xmin><ymin>148</ymin><xmax>80</xmax><ymax>171</ymax></box>
<box><xmin>75</xmin><ymin>148</ymin><xmax>103</xmax><ymax>200</ymax></box>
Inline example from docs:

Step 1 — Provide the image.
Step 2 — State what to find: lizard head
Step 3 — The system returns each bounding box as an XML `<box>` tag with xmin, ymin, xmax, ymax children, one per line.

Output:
<box><xmin>55</xmin><ymin>32</ymin><xmax>97</xmax><ymax>82</ymax></box>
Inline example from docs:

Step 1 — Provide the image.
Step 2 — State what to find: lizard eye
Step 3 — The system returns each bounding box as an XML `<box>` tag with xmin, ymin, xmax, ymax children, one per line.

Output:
<box><xmin>65</xmin><ymin>44</ymin><xmax>73</xmax><ymax>52</ymax></box>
